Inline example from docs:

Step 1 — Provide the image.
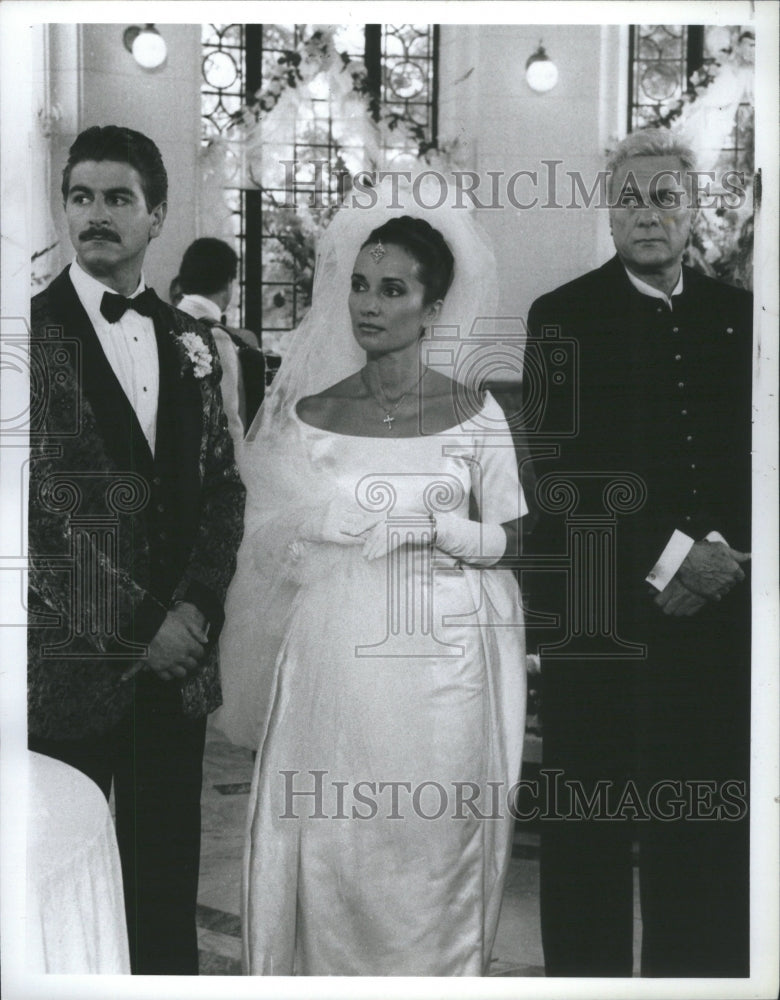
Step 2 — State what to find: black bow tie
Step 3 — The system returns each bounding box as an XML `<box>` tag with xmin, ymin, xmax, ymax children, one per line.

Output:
<box><xmin>100</xmin><ymin>287</ymin><xmax>157</xmax><ymax>324</ymax></box>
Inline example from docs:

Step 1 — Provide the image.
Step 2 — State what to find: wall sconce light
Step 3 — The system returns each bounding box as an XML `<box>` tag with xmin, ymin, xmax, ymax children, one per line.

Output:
<box><xmin>123</xmin><ymin>24</ymin><xmax>167</xmax><ymax>71</ymax></box>
<box><xmin>525</xmin><ymin>42</ymin><xmax>558</xmax><ymax>93</ymax></box>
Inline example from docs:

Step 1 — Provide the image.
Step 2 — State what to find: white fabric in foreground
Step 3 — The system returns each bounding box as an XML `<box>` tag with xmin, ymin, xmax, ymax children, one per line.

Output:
<box><xmin>26</xmin><ymin>752</ymin><xmax>130</xmax><ymax>974</ymax></box>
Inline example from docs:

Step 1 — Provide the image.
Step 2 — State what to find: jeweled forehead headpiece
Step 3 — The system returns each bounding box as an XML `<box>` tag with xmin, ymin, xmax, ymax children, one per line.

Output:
<box><xmin>369</xmin><ymin>240</ymin><xmax>386</xmax><ymax>263</ymax></box>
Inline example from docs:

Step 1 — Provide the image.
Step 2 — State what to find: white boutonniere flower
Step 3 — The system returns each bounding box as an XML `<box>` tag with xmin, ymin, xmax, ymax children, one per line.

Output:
<box><xmin>178</xmin><ymin>331</ymin><xmax>213</xmax><ymax>378</ymax></box>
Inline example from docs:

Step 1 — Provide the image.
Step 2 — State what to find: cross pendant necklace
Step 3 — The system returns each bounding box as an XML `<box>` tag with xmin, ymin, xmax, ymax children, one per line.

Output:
<box><xmin>361</xmin><ymin>368</ymin><xmax>426</xmax><ymax>433</ymax></box>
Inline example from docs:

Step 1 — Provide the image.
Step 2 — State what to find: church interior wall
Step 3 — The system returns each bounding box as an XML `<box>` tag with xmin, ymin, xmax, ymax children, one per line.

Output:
<box><xmin>39</xmin><ymin>22</ymin><xmax>626</xmax><ymax>326</ymax></box>
<box><xmin>44</xmin><ymin>23</ymin><xmax>202</xmax><ymax>298</ymax></box>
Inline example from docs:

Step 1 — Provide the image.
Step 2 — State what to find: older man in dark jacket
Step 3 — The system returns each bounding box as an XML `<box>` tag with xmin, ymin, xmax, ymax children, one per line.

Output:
<box><xmin>527</xmin><ymin>128</ymin><xmax>752</xmax><ymax>977</ymax></box>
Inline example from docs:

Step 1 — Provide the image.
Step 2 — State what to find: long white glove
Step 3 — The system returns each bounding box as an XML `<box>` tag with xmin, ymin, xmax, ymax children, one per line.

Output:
<box><xmin>301</xmin><ymin>495</ymin><xmax>381</xmax><ymax>546</ymax></box>
<box><xmin>361</xmin><ymin>510</ymin><xmax>507</xmax><ymax>566</ymax></box>
<box><xmin>432</xmin><ymin>512</ymin><xmax>508</xmax><ymax>567</ymax></box>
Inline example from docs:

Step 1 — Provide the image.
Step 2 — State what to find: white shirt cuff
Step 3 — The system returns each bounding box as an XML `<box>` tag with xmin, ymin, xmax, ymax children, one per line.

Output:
<box><xmin>645</xmin><ymin>530</ymin><xmax>730</xmax><ymax>591</ymax></box>
<box><xmin>645</xmin><ymin>529</ymin><xmax>695</xmax><ymax>591</ymax></box>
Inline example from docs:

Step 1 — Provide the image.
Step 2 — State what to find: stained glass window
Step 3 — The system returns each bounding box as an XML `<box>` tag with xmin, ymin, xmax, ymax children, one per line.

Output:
<box><xmin>379</xmin><ymin>25</ymin><xmax>438</xmax><ymax>168</ymax></box>
<box><xmin>628</xmin><ymin>25</ymin><xmax>754</xmax><ymax>288</ymax></box>
<box><xmin>628</xmin><ymin>25</ymin><xmax>753</xmax><ymax>173</ymax></box>
<box><xmin>629</xmin><ymin>25</ymin><xmax>692</xmax><ymax>131</ymax></box>
<box><xmin>201</xmin><ymin>24</ymin><xmax>246</xmax><ymax>140</ymax></box>
<box><xmin>201</xmin><ymin>24</ymin><xmax>438</xmax><ymax>344</ymax></box>
<box><xmin>201</xmin><ymin>25</ymin><xmax>248</xmax><ymax>322</ymax></box>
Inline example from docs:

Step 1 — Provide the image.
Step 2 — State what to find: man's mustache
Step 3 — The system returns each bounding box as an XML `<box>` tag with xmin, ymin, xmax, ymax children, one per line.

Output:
<box><xmin>79</xmin><ymin>228</ymin><xmax>121</xmax><ymax>243</ymax></box>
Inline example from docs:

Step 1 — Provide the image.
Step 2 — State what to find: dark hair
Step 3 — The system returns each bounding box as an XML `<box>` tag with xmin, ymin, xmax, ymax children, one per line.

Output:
<box><xmin>61</xmin><ymin>125</ymin><xmax>168</xmax><ymax>211</ymax></box>
<box><xmin>179</xmin><ymin>238</ymin><xmax>238</xmax><ymax>296</ymax></box>
<box><xmin>169</xmin><ymin>275</ymin><xmax>183</xmax><ymax>307</ymax></box>
<box><xmin>361</xmin><ymin>216</ymin><xmax>454</xmax><ymax>303</ymax></box>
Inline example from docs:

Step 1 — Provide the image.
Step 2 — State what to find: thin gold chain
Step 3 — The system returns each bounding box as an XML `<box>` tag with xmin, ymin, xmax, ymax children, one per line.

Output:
<box><xmin>360</xmin><ymin>368</ymin><xmax>427</xmax><ymax>432</ymax></box>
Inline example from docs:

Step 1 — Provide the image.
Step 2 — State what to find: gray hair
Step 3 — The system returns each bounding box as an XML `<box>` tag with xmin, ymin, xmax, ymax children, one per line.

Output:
<box><xmin>607</xmin><ymin>128</ymin><xmax>697</xmax><ymax>191</ymax></box>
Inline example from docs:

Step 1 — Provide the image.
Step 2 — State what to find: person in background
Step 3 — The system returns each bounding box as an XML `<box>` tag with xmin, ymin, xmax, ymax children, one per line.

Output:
<box><xmin>176</xmin><ymin>237</ymin><xmax>265</xmax><ymax>439</ymax></box>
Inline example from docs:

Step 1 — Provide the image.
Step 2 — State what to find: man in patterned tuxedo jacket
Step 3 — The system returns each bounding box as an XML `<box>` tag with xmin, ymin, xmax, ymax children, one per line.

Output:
<box><xmin>28</xmin><ymin>126</ymin><xmax>246</xmax><ymax>974</ymax></box>
<box><xmin>526</xmin><ymin>128</ymin><xmax>752</xmax><ymax>978</ymax></box>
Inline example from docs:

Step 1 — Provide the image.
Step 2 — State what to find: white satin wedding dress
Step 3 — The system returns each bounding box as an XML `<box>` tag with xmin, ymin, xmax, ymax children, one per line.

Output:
<box><xmin>219</xmin><ymin>392</ymin><xmax>527</xmax><ymax>975</ymax></box>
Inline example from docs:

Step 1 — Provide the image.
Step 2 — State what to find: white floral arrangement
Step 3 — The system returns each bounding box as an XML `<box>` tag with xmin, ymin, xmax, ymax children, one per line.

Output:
<box><xmin>178</xmin><ymin>331</ymin><xmax>213</xmax><ymax>378</ymax></box>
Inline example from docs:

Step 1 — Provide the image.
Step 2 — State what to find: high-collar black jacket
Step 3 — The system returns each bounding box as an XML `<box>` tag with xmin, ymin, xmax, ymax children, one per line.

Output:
<box><xmin>525</xmin><ymin>255</ymin><xmax>752</xmax><ymax>648</ymax></box>
<box><xmin>28</xmin><ymin>268</ymin><xmax>247</xmax><ymax>739</ymax></box>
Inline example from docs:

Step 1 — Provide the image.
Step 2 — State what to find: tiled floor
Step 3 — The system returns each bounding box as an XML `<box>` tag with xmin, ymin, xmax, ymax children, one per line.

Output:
<box><xmin>196</xmin><ymin>720</ymin><xmax>642</xmax><ymax>976</ymax></box>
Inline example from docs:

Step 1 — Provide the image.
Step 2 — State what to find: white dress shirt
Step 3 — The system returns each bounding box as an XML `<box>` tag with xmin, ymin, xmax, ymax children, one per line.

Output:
<box><xmin>176</xmin><ymin>294</ymin><xmax>222</xmax><ymax>325</ymax></box>
<box><xmin>177</xmin><ymin>293</ymin><xmax>245</xmax><ymax>447</ymax></box>
<box><xmin>70</xmin><ymin>259</ymin><xmax>159</xmax><ymax>455</ymax></box>
<box><xmin>624</xmin><ymin>266</ymin><xmax>683</xmax><ymax>310</ymax></box>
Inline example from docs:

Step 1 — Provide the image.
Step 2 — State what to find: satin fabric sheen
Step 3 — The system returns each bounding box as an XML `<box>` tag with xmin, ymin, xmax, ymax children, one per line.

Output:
<box><xmin>235</xmin><ymin>395</ymin><xmax>526</xmax><ymax>975</ymax></box>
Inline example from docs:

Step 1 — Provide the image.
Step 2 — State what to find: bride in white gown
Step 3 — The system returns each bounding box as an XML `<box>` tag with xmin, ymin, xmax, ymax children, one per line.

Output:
<box><xmin>218</xmin><ymin>180</ymin><xmax>528</xmax><ymax>975</ymax></box>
